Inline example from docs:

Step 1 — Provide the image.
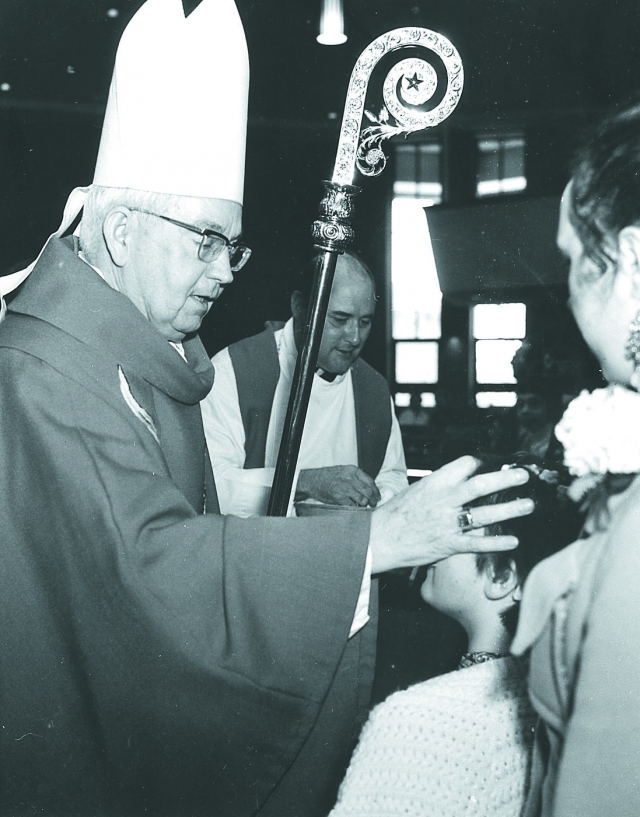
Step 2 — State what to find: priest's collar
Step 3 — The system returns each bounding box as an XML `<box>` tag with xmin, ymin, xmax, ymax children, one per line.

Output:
<box><xmin>316</xmin><ymin>367</ymin><xmax>338</xmax><ymax>383</ymax></box>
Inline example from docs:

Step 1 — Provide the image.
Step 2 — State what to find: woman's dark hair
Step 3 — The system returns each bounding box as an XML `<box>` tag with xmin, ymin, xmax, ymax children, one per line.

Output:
<box><xmin>571</xmin><ymin>100</ymin><xmax>640</xmax><ymax>274</ymax></box>
<box><xmin>471</xmin><ymin>453</ymin><xmax>580</xmax><ymax>637</ymax></box>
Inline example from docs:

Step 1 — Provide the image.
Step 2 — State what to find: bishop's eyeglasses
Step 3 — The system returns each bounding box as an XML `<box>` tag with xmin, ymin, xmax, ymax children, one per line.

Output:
<box><xmin>130</xmin><ymin>208</ymin><xmax>252</xmax><ymax>271</ymax></box>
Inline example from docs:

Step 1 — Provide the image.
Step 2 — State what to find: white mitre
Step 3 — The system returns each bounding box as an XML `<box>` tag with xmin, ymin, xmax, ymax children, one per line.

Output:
<box><xmin>95</xmin><ymin>0</ymin><xmax>248</xmax><ymax>202</ymax></box>
<box><xmin>0</xmin><ymin>0</ymin><xmax>249</xmax><ymax>313</ymax></box>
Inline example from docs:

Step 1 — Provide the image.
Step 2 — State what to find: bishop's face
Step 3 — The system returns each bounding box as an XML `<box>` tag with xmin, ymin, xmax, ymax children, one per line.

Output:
<box><xmin>121</xmin><ymin>196</ymin><xmax>241</xmax><ymax>342</ymax></box>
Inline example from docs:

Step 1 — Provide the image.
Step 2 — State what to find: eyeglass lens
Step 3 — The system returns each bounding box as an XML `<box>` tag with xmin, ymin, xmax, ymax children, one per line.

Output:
<box><xmin>199</xmin><ymin>237</ymin><xmax>250</xmax><ymax>271</ymax></box>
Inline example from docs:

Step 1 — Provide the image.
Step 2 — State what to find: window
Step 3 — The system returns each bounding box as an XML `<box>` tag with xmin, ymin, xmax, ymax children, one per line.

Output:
<box><xmin>476</xmin><ymin>391</ymin><xmax>518</xmax><ymax>409</ymax></box>
<box><xmin>395</xmin><ymin>341</ymin><xmax>439</xmax><ymax>384</ymax></box>
<box><xmin>475</xmin><ymin>340</ymin><xmax>522</xmax><ymax>383</ymax></box>
<box><xmin>391</xmin><ymin>142</ymin><xmax>442</xmax><ymax>404</ymax></box>
<box><xmin>395</xmin><ymin>392</ymin><xmax>436</xmax><ymax>409</ymax></box>
<box><xmin>395</xmin><ymin>142</ymin><xmax>442</xmax><ymax>200</ymax></box>
<box><xmin>472</xmin><ymin>303</ymin><xmax>525</xmax><ymax>407</ymax></box>
<box><xmin>477</xmin><ymin>135</ymin><xmax>526</xmax><ymax>197</ymax></box>
<box><xmin>391</xmin><ymin>198</ymin><xmax>441</xmax><ymax>342</ymax></box>
<box><xmin>389</xmin><ymin>137</ymin><xmax>529</xmax><ymax>410</ymax></box>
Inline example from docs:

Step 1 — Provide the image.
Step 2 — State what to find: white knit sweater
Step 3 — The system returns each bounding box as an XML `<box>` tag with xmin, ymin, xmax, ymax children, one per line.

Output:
<box><xmin>329</xmin><ymin>656</ymin><xmax>535</xmax><ymax>817</ymax></box>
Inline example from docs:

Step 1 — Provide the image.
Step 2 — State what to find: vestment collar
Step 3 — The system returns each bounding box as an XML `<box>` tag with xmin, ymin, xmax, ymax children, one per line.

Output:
<box><xmin>279</xmin><ymin>317</ymin><xmax>349</xmax><ymax>385</ymax></box>
<box><xmin>8</xmin><ymin>236</ymin><xmax>214</xmax><ymax>405</ymax></box>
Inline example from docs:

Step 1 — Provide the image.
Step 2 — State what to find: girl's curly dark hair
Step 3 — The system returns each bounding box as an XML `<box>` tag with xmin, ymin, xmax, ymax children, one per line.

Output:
<box><xmin>471</xmin><ymin>453</ymin><xmax>581</xmax><ymax>636</ymax></box>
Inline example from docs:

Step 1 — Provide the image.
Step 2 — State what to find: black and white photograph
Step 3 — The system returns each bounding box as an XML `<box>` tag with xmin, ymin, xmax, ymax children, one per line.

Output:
<box><xmin>1</xmin><ymin>1</ymin><xmax>639</xmax><ymax>814</ymax></box>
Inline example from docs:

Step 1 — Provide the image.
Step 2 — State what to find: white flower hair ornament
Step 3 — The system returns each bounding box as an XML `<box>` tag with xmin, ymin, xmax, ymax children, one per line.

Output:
<box><xmin>555</xmin><ymin>385</ymin><xmax>640</xmax><ymax>504</ymax></box>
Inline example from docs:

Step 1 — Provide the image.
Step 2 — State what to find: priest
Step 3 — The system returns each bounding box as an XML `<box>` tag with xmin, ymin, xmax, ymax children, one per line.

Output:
<box><xmin>202</xmin><ymin>251</ymin><xmax>408</xmax><ymax>517</ymax></box>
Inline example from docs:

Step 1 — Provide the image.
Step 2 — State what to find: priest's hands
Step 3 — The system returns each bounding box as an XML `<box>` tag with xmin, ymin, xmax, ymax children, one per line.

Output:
<box><xmin>296</xmin><ymin>465</ymin><xmax>381</xmax><ymax>508</ymax></box>
<box><xmin>369</xmin><ymin>456</ymin><xmax>534</xmax><ymax>575</ymax></box>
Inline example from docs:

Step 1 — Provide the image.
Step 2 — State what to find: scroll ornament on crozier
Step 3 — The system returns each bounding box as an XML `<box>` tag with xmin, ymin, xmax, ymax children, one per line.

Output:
<box><xmin>334</xmin><ymin>26</ymin><xmax>464</xmax><ymax>185</ymax></box>
<box><xmin>312</xmin><ymin>27</ymin><xmax>463</xmax><ymax>252</ymax></box>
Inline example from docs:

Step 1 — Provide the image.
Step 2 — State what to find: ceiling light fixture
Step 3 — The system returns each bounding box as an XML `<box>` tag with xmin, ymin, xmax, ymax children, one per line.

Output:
<box><xmin>317</xmin><ymin>0</ymin><xmax>347</xmax><ymax>46</ymax></box>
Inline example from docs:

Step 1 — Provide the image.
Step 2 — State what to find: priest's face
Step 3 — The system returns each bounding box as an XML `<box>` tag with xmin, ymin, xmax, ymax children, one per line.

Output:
<box><xmin>122</xmin><ymin>196</ymin><xmax>241</xmax><ymax>342</ymax></box>
<box><xmin>316</xmin><ymin>256</ymin><xmax>376</xmax><ymax>375</ymax></box>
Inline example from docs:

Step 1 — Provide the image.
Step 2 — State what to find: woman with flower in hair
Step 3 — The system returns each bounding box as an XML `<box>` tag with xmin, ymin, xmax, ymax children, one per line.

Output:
<box><xmin>512</xmin><ymin>101</ymin><xmax>640</xmax><ymax>817</ymax></box>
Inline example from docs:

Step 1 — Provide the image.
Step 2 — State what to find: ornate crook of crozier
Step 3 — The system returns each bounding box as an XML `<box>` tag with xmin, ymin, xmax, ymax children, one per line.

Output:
<box><xmin>336</xmin><ymin>26</ymin><xmax>464</xmax><ymax>185</ymax></box>
<box><xmin>312</xmin><ymin>26</ymin><xmax>464</xmax><ymax>250</ymax></box>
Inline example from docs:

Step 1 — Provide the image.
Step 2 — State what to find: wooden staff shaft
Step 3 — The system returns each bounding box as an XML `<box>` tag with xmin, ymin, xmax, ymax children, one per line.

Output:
<box><xmin>266</xmin><ymin>249</ymin><xmax>341</xmax><ymax>516</ymax></box>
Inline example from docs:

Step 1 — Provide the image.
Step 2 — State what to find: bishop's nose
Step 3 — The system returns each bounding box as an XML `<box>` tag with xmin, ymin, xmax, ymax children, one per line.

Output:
<box><xmin>206</xmin><ymin>253</ymin><xmax>234</xmax><ymax>286</ymax></box>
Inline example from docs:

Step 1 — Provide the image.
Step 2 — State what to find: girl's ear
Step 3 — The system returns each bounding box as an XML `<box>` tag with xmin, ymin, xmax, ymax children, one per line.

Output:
<box><xmin>483</xmin><ymin>558</ymin><xmax>520</xmax><ymax>601</ymax></box>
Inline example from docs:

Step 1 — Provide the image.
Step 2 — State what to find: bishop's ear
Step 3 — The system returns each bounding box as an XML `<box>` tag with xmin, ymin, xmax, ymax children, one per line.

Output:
<box><xmin>483</xmin><ymin>558</ymin><xmax>521</xmax><ymax>603</ymax></box>
<box><xmin>102</xmin><ymin>207</ymin><xmax>135</xmax><ymax>268</ymax></box>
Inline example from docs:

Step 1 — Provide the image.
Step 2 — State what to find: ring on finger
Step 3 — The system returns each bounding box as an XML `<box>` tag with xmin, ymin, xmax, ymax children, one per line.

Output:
<box><xmin>457</xmin><ymin>508</ymin><xmax>474</xmax><ymax>532</ymax></box>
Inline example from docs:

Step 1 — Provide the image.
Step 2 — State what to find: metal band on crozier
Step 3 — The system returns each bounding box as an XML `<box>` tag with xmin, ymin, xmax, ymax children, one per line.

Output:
<box><xmin>312</xmin><ymin>180</ymin><xmax>360</xmax><ymax>251</ymax></box>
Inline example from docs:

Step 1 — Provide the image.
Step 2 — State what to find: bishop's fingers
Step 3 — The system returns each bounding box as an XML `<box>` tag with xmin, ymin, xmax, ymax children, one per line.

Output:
<box><xmin>465</xmin><ymin>533</ymin><xmax>520</xmax><ymax>552</ymax></box>
<box><xmin>463</xmin><ymin>497</ymin><xmax>535</xmax><ymax>531</ymax></box>
<box><xmin>459</xmin><ymin>466</ymin><xmax>530</xmax><ymax>507</ymax></box>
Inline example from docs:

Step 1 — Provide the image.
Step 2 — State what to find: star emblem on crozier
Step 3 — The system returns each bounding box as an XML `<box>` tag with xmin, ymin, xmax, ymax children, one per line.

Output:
<box><xmin>405</xmin><ymin>72</ymin><xmax>423</xmax><ymax>91</ymax></box>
